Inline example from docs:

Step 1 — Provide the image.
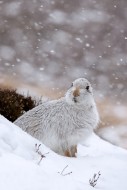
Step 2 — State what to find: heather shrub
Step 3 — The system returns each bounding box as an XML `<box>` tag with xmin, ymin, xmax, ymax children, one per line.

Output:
<box><xmin>0</xmin><ymin>89</ymin><xmax>37</xmax><ymax>122</ymax></box>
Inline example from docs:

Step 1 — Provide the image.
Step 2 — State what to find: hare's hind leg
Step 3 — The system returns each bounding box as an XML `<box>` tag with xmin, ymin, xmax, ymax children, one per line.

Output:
<box><xmin>64</xmin><ymin>145</ymin><xmax>77</xmax><ymax>157</ymax></box>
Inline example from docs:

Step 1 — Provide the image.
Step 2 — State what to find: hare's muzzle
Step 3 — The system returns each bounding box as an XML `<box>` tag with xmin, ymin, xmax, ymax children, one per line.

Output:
<box><xmin>73</xmin><ymin>87</ymin><xmax>80</xmax><ymax>97</ymax></box>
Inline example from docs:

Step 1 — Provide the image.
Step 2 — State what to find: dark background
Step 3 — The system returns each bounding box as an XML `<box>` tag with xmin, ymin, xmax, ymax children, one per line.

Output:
<box><xmin>0</xmin><ymin>0</ymin><xmax>127</xmax><ymax>101</ymax></box>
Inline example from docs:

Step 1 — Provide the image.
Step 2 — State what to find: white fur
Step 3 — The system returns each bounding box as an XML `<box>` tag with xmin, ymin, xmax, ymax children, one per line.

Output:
<box><xmin>14</xmin><ymin>78</ymin><xmax>99</xmax><ymax>156</ymax></box>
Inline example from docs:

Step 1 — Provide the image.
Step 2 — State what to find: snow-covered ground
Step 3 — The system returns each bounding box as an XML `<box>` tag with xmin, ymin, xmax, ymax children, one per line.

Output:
<box><xmin>0</xmin><ymin>115</ymin><xmax>127</xmax><ymax>190</ymax></box>
<box><xmin>98</xmin><ymin>125</ymin><xmax>127</xmax><ymax>150</ymax></box>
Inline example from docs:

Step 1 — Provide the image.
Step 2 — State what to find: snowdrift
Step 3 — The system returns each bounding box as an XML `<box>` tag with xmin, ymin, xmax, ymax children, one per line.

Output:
<box><xmin>0</xmin><ymin>115</ymin><xmax>127</xmax><ymax>190</ymax></box>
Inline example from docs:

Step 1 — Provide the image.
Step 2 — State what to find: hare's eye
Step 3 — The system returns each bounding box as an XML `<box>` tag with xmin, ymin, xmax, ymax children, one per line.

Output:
<box><xmin>86</xmin><ymin>85</ymin><xmax>89</xmax><ymax>90</ymax></box>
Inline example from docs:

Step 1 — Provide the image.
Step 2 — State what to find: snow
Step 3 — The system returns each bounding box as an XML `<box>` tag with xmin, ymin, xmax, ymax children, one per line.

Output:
<box><xmin>49</xmin><ymin>11</ymin><xmax>66</xmax><ymax>24</ymax></box>
<box><xmin>0</xmin><ymin>0</ymin><xmax>127</xmax><ymax>103</ymax></box>
<box><xmin>98</xmin><ymin>125</ymin><xmax>127</xmax><ymax>149</ymax></box>
<box><xmin>0</xmin><ymin>115</ymin><xmax>127</xmax><ymax>190</ymax></box>
<box><xmin>76</xmin><ymin>10</ymin><xmax>110</xmax><ymax>23</ymax></box>
<box><xmin>4</xmin><ymin>2</ymin><xmax>21</xmax><ymax>17</ymax></box>
<box><xmin>0</xmin><ymin>46</ymin><xmax>15</xmax><ymax>60</ymax></box>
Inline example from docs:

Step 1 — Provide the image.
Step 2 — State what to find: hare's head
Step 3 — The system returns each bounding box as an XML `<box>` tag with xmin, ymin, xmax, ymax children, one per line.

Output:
<box><xmin>65</xmin><ymin>78</ymin><xmax>94</xmax><ymax>106</ymax></box>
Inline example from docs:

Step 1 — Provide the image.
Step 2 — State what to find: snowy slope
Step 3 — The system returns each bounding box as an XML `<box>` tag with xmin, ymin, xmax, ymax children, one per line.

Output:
<box><xmin>0</xmin><ymin>115</ymin><xmax>127</xmax><ymax>190</ymax></box>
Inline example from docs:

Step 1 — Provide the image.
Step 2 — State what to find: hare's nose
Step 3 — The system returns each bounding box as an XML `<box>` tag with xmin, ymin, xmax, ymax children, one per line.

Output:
<box><xmin>73</xmin><ymin>87</ymin><xmax>80</xmax><ymax>97</ymax></box>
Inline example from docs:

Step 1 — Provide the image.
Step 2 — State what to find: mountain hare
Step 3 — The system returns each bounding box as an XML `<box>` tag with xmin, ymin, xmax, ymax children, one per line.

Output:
<box><xmin>14</xmin><ymin>78</ymin><xmax>99</xmax><ymax>157</ymax></box>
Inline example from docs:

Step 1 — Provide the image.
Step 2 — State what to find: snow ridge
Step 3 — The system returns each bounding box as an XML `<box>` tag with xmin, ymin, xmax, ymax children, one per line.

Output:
<box><xmin>0</xmin><ymin>115</ymin><xmax>127</xmax><ymax>190</ymax></box>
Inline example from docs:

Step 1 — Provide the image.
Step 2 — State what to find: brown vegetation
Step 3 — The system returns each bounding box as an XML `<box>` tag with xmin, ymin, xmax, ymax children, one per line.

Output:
<box><xmin>0</xmin><ymin>88</ymin><xmax>37</xmax><ymax>122</ymax></box>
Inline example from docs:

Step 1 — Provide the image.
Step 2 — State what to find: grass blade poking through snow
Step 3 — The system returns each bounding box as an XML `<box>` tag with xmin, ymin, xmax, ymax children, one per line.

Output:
<box><xmin>89</xmin><ymin>171</ymin><xmax>101</xmax><ymax>187</ymax></box>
